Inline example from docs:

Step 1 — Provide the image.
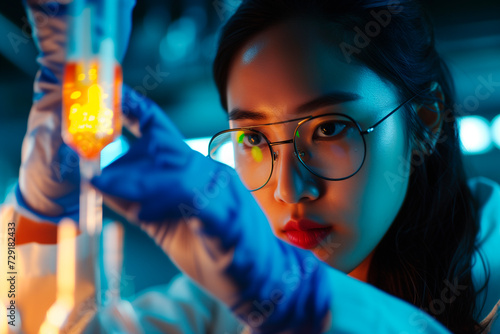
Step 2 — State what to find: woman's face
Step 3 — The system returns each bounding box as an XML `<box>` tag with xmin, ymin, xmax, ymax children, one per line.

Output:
<box><xmin>226</xmin><ymin>19</ymin><xmax>411</xmax><ymax>274</ymax></box>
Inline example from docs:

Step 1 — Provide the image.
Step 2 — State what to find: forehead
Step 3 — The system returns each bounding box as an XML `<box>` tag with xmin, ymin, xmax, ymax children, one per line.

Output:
<box><xmin>226</xmin><ymin>19</ymin><xmax>398</xmax><ymax>121</ymax></box>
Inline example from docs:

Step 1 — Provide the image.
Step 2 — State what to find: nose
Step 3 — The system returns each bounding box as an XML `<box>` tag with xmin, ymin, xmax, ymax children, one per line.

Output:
<box><xmin>272</xmin><ymin>144</ymin><xmax>321</xmax><ymax>204</ymax></box>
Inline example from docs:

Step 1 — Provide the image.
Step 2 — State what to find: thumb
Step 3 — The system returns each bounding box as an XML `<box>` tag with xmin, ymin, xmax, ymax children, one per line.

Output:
<box><xmin>121</xmin><ymin>84</ymin><xmax>186</xmax><ymax>142</ymax></box>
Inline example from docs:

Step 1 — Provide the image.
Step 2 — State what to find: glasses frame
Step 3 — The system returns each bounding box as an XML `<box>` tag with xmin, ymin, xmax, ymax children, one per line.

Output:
<box><xmin>209</xmin><ymin>93</ymin><xmax>421</xmax><ymax>191</ymax></box>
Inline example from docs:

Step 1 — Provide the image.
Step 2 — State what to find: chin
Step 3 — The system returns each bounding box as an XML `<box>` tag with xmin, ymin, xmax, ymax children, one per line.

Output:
<box><xmin>313</xmin><ymin>245</ymin><xmax>368</xmax><ymax>275</ymax></box>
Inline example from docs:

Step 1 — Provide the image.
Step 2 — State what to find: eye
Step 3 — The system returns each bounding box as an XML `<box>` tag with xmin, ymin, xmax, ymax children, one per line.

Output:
<box><xmin>314</xmin><ymin>121</ymin><xmax>347</xmax><ymax>139</ymax></box>
<box><xmin>237</xmin><ymin>131</ymin><xmax>265</xmax><ymax>148</ymax></box>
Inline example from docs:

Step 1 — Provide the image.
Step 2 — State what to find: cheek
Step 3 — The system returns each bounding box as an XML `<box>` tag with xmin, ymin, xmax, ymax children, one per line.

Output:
<box><xmin>348</xmin><ymin>114</ymin><xmax>410</xmax><ymax>257</ymax></box>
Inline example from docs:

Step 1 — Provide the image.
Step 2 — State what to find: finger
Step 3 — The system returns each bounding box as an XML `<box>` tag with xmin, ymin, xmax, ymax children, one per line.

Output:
<box><xmin>93</xmin><ymin>152</ymin><xmax>194</xmax><ymax>223</ymax></box>
<box><xmin>120</xmin><ymin>85</ymin><xmax>142</xmax><ymax>137</ymax></box>
<box><xmin>121</xmin><ymin>110</ymin><xmax>141</xmax><ymax>138</ymax></box>
<box><xmin>121</xmin><ymin>84</ymin><xmax>157</xmax><ymax>132</ymax></box>
<box><xmin>92</xmin><ymin>150</ymin><xmax>182</xmax><ymax>202</ymax></box>
<box><xmin>121</xmin><ymin>85</ymin><xmax>186</xmax><ymax>141</ymax></box>
<box><xmin>96</xmin><ymin>165</ymin><xmax>188</xmax><ymax>224</ymax></box>
<box><xmin>101</xmin><ymin>193</ymin><xmax>141</xmax><ymax>225</ymax></box>
<box><xmin>91</xmin><ymin>160</ymin><xmax>146</xmax><ymax>201</ymax></box>
<box><xmin>137</xmin><ymin>196</ymin><xmax>187</xmax><ymax>223</ymax></box>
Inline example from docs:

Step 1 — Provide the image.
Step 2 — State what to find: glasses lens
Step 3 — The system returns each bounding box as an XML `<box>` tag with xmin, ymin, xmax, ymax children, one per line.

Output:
<box><xmin>209</xmin><ymin>129</ymin><xmax>273</xmax><ymax>191</ymax></box>
<box><xmin>294</xmin><ymin>114</ymin><xmax>365</xmax><ymax>180</ymax></box>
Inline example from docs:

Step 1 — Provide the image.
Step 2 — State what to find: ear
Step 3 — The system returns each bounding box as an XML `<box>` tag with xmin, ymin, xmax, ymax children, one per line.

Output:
<box><xmin>412</xmin><ymin>81</ymin><xmax>445</xmax><ymax>153</ymax></box>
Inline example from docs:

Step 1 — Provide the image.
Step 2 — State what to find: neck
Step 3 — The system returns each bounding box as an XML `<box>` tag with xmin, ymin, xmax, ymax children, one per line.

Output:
<box><xmin>348</xmin><ymin>251</ymin><xmax>374</xmax><ymax>282</ymax></box>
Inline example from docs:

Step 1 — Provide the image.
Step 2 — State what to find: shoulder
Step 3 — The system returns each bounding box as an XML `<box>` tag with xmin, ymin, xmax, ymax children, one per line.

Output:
<box><xmin>468</xmin><ymin>177</ymin><xmax>500</xmax><ymax>323</ymax></box>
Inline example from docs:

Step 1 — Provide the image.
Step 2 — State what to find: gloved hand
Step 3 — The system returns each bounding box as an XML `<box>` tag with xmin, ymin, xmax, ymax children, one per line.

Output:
<box><xmin>91</xmin><ymin>86</ymin><xmax>332</xmax><ymax>334</ymax></box>
<box><xmin>15</xmin><ymin>0</ymin><xmax>135</xmax><ymax>223</ymax></box>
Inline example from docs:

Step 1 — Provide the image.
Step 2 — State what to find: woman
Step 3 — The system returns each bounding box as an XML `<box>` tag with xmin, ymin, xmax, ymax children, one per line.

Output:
<box><xmin>13</xmin><ymin>0</ymin><xmax>499</xmax><ymax>333</ymax></box>
<box><xmin>208</xmin><ymin>0</ymin><xmax>499</xmax><ymax>332</ymax></box>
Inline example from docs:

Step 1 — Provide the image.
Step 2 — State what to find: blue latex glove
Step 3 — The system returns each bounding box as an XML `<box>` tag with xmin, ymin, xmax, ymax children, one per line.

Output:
<box><xmin>91</xmin><ymin>85</ymin><xmax>332</xmax><ymax>334</ymax></box>
<box><xmin>15</xmin><ymin>0</ymin><xmax>135</xmax><ymax>223</ymax></box>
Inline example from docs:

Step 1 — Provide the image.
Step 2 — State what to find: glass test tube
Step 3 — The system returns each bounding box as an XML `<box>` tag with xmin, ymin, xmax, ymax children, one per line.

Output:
<box><xmin>61</xmin><ymin>0</ymin><xmax>122</xmax><ymax>312</ymax></box>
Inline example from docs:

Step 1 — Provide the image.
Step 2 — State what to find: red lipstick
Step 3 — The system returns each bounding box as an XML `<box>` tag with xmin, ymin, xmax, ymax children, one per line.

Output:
<box><xmin>283</xmin><ymin>219</ymin><xmax>332</xmax><ymax>249</ymax></box>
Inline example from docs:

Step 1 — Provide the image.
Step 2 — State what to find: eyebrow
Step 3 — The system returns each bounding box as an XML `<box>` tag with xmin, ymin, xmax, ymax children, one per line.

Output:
<box><xmin>228</xmin><ymin>91</ymin><xmax>362</xmax><ymax>121</ymax></box>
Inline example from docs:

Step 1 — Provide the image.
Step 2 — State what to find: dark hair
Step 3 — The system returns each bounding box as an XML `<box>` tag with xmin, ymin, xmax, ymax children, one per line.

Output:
<box><xmin>213</xmin><ymin>0</ymin><xmax>490</xmax><ymax>332</ymax></box>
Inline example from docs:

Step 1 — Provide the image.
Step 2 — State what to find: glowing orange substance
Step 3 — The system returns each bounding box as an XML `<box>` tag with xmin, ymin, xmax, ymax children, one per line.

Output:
<box><xmin>62</xmin><ymin>61</ymin><xmax>122</xmax><ymax>159</ymax></box>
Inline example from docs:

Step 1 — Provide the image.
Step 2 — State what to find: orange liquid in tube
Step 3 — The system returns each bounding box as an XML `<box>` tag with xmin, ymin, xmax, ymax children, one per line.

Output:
<box><xmin>62</xmin><ymin>61</ymin><xmax>122</xmax><ymax>159</ymax></box>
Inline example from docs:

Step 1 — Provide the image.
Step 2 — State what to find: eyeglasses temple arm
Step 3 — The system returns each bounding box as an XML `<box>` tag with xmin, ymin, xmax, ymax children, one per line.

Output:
<box><xmin>361</xmin><ymin>92</ymin><xmax>426</xmax><ymax>135</ymax></box>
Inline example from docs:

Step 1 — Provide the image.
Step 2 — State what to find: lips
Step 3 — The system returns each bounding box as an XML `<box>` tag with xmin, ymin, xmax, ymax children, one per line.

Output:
<box><xmin>283</xmin><ymin>219</ymin><xmax>332</xmax><ymax>249</ymax></box>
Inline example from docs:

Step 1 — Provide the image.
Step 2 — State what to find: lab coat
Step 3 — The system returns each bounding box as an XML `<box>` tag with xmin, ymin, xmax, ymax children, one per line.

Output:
<box><xmin>3</xmin><ymin>177</ymin><xmax>499</xmax><ymax>333</ymax></box>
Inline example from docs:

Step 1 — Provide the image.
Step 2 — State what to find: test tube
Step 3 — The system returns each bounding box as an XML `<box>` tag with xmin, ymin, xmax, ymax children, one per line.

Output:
<box><xmin>62</xmin><ymin>0</ymin><xmax>122</xmax><ymax>160</ymax></box>
<box><xmin>103</xmin><ymin>221</ymin><xmax>124</xmax><ymax>305</ymax></box>
<box><xmin>38</xmin><ymin>219</ymin><xmax>77</xmax><ymax>334</ymax></box>
<box><xmin>101</xmin><ymin>222</ymin><xmax>143</xmax><ymax>333</ymax></box>
<box><xmin>61</xmin><ymin>0</ymin><xmax>122</xmax><ymax>312</ymax></box>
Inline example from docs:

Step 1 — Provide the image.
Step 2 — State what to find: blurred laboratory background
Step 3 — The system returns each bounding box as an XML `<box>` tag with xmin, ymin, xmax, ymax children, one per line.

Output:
<box><xmin>0</xmin><ymin>0</ymin><xmax>499</xmax><ymax>296</ymax></box>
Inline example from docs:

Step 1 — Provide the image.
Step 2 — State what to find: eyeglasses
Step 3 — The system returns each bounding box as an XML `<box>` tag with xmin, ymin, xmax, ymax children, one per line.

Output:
<box><xmin>208</xmin><ymin>94</ymin><xmax>419</xmax><ymax>191</ymax></box>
